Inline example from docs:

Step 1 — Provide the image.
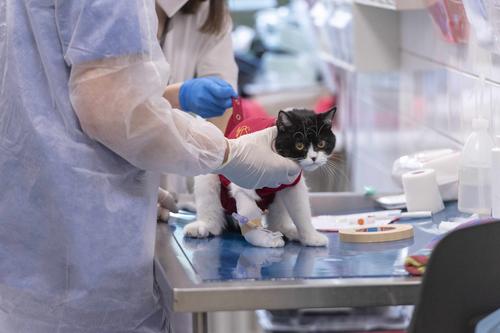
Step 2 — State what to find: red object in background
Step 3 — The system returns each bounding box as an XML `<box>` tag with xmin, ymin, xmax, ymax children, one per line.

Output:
<box><xmin>314</xmin><ymin>95</ymin><xmax>337</xmax><ymax>114</ymax></box>
<box><xmin>427</xmin><ymin>0</ymin><xmax>469</xmax><ymax>43</ymax></box>
<box><xmin>314</xmin><ymin>95</ymin><xmax>340</xmax><ymax>129</ymax></box>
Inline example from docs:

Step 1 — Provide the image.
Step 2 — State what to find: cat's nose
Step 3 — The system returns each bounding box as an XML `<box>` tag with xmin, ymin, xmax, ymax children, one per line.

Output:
<box><xmin>311</xmin><ymin>157</ymin><xmax>316</xmax><ymax>162</ymax></box>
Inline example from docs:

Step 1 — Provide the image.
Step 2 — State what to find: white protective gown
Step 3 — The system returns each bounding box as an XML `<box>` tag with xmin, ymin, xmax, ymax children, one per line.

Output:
<box><xmin>0</xmin><ymin>0</ymin><xmax>228</xmax><ymax>332</ymax></box>
<box><xmin>157</xmin><ymin>0</ymin><xmax>238</xmax><ymax>194</ymax></box>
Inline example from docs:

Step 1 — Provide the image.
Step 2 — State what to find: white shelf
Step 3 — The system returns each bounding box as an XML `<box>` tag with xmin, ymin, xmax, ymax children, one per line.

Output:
<box><xmin>309</xmin><ymin>0</ymin><xmax>401</xmax><ymax>72</ymax></box>
<box><xmin>319</xmin><ymin>52</ymin><xmax>356</xmax><ymax>72</ymax></box>
<box><xmin>354</xmin><ymin>0</ymin><xmax>428</xmax><ymax>11</ymax></box>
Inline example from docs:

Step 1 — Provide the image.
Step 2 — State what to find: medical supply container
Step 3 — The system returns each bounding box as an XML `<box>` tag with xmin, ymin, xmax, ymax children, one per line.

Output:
<box><xmin>458</xmin><ymin>118</ymin><xmax>494</xmax><ymax>215</ymax></box>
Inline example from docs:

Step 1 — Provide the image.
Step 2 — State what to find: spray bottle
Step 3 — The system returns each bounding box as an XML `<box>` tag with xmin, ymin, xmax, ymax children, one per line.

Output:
<box><xmin>458</xmin><ymin>118</ymin><xmax>494</xmax><ymax>215</ymax></box>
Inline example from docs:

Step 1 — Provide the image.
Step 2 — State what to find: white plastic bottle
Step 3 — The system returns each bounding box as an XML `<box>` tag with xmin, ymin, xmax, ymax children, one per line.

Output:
<box><xmin>458</xmin><ymin>118</ymin><xmax>494</xmax><ymax>215</ymax></box>
<box><xmin>491</xmin><ymin>136</ymin><xmax>500</xmax><ymax>218</ymax></box>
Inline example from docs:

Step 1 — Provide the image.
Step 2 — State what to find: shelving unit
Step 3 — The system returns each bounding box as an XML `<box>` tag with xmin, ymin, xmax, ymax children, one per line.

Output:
<box><xmin>308</xmin><ymin>0</ymin><xmax>401</xmax><ymax>72</ymax></box>
<box><xmin>351</xmin><ymin>3</ymin><xmax>400</xmax><ymax>70</ymax></box>
<box><xmin>354</xmin><ymin>0</ymin><xmax>429</xmax><ymax>11</ymax></box>
<box><xmin>319</xmin><ymin>51</ymin><xmax>357</xmax><ymax>72</ymax></box>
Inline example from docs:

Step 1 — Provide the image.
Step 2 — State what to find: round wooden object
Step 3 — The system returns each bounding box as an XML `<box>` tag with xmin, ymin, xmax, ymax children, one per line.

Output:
<box><xmin>339</xmin><ymin>224</ymin><xmax>414</xmax><ymax>243</ymax></box>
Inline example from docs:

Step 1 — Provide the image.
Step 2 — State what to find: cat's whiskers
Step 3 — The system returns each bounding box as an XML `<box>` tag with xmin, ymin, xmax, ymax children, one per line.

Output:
<box><xmin>328</xmin><ymin>163</ymin><xmax>350</xmax><ymax>185</ymax></box>
<box><xmin>328</xmin><ymin>154</ymin><xmax>344</xmax><ymax>163</ymax></box>
<box><xmin>323</xmin><ymin>160</ymin><xmax>351</xmax><ymax>186</ymax></box>
<box><xmin>328</xmin><ymin>158</ymin><xmax>343</xmax><ymax>165</ymax></box>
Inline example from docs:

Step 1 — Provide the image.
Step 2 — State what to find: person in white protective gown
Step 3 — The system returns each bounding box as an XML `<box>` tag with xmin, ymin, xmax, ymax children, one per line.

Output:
<box><xmin>0</xmin><ymin>1</ymin><xmax>300</xmax><ymax>332</ymax></box>
<box><xmin>155</xmin><ymin>0</ymin><xmax>238</xmax><ymax>218</ymax></box>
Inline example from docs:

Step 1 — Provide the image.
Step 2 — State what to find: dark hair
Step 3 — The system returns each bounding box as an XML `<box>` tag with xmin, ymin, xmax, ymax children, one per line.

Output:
<box><xmin>181</xmin><ymin>0</ymin><xmax>227</xmax><ymax>35</ymax></box>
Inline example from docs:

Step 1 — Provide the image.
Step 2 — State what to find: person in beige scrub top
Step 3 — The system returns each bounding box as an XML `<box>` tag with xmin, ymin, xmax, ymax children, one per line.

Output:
<box><xmin>156</xmin><ymin>0</ymin><xmax>240</xmax><ymax>219</ymax></box>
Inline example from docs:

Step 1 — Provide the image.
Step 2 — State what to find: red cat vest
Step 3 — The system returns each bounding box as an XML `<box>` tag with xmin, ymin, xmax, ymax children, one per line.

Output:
<box><xmin>219</xmin><ymin>98</ymin><xmax>302</xmax><ymax>214</ymax></box>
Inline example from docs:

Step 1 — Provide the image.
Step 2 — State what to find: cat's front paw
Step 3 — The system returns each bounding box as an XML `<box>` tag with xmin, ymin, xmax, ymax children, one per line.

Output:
<box><xmin>300</xmin><ymin>231</ymin><xmax>329</xmax><ymax>247</ymax></box>
<box><xmin>244</xmin><ymin>229</ymin><xmax>285</xmax><ymax>248</ymax></box>
<box><xmin>184</xmin><ymin>220</ymin><xmax>222</xmax><ymax>238</ymax></box>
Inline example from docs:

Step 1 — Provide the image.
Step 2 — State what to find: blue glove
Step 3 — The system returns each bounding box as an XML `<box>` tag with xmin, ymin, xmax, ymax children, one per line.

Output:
<box><xmin>179</xmin><ymin>76</ymin><xmax>237</xmax><ymax>118</ymax></box>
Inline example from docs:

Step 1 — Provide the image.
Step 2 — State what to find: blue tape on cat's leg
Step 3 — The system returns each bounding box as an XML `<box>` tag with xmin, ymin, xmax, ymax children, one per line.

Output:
<box><xmin>232</xmin><ymin>213</ymin><xmax>249</xmax><ymax>225</ymax></box>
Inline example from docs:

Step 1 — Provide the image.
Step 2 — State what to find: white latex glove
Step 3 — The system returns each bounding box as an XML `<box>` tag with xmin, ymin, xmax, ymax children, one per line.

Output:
<box><xmin>157</xmin><ymin>188</ymin><xmax>178</xmax><ymax>222</ymax></box>
<box><xmin>215</xmin><ymin>126</ymin><xmax>301</xmax><ymax>189</ymax></box>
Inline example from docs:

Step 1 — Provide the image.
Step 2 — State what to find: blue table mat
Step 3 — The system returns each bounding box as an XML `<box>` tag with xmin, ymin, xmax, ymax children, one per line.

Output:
<box><xmin>168</xmin><ymin>202</ymin><xmax>467</xmax><ymax>282</ymax></box>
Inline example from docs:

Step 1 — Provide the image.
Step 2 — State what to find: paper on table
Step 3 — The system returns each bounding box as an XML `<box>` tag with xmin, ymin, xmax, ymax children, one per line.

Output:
<box><xmin>312</xmin><ymin>210</ymin><xmax>401</xmax><ymax>232</ymax></box>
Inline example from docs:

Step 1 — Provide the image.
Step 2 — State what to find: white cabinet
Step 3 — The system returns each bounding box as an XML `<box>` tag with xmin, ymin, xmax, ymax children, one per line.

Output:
<box><xmin>309</xmin><ymin>0</ymin><xmax>401</xmax><ymax>72</ymax></box>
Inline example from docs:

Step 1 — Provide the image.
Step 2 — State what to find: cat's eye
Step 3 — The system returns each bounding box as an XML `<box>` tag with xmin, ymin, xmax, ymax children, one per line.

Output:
<box><xmin>295</xmin><ymin>142</ymin><xmax>305</xmax><ymax>150</ymax></box>
<box><xmin>317</xmin><ymin>140</ymin><xmax>326</xmax><ymax>148</ymax></box>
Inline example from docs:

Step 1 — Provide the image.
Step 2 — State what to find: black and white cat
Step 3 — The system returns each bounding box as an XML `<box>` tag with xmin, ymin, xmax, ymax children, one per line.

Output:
<box><xmin>184</xmin><ymin>107</ymin><xmax>337</xmax><ymax>247</ymax></box>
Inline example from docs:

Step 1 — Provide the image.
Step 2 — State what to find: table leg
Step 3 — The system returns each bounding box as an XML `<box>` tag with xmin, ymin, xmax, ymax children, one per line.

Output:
<box><xmin>192</xmin><ymin>312</ymin><xmax>208</xmax><ymax>333</ymax></box>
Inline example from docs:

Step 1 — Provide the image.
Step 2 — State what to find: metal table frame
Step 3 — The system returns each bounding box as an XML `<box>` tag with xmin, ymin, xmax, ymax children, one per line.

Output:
<box><xmin>154</xmin><ymin>193</ymin><xmax>422</xmax><ymax>333</ymax></box>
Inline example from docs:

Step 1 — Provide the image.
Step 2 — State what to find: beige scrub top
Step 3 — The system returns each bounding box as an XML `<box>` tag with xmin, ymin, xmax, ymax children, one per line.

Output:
<box><xmin>157</xmin><ymin>2</ymin><xmax>238</xmax><ymax>194</ymax></box>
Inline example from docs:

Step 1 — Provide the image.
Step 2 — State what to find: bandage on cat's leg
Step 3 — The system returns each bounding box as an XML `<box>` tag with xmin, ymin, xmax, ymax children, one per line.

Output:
<box><xmin>230</xmin><ymin>185</ymin><xmax>284</xmax><ymax>247</ymax></box>
<box><xmin>243</xmin><ymin>227</ymin><xmax>285</xmax><ymax>248</ymax></box>
<box><xmin>233</xmin><ymin>213</ymin><xmax>284</xmax><ymax>248</ymax></box>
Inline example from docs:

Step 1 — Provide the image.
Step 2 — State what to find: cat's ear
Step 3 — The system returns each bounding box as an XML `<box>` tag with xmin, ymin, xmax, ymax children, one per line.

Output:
<box><xmin>277</xmin><ymin>111</ymin><xmax>294</xmax><ymax>131</ymax></box>
<box><xmin>320</xmin><ymin>106</ymin><xmax>336</xmax><ymax>126</ymax></box>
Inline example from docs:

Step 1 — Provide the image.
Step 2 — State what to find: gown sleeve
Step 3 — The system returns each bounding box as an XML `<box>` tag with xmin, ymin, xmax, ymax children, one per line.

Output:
<box><xmin>57</xmin><ymin>0</ymin><xmax>227</xmax><ymax>175</ymax></box>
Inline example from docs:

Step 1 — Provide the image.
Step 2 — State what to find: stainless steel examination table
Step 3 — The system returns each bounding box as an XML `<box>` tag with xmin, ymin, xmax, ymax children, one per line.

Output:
<box><xmin>154</xmin><ymin>193</ymin><xmax>463</xmax><ymax>333</ymax></box>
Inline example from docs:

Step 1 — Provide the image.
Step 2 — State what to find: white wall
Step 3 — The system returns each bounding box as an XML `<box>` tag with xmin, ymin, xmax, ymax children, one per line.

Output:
<box><xmin>334</xmin><ymin>6</ymin><xmax>500</xmax><ymax>193</ymax></box>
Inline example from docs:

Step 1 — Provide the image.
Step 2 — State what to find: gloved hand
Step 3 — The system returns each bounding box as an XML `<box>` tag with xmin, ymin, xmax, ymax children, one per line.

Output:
<box><xmin>157</xmin><ymin>188</ymin><xmax>178</xmax><ymax>222</ymax></box>
<box><xmin>215</xmin><ymin>126</ymin><xmax>301</xmax><ymax>189</ymax></box>
<box><xmin>179</xmin><ymin>76</ymin><xmax>237</xmax><ymax>118</ymax></box>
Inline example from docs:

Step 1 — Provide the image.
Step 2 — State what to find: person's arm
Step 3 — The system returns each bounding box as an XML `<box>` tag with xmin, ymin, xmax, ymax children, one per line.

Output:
<box><xmin>58</xmin><ymin>0</ymin><xmax>226</xmax><ymax>175</ymax></box>
<box><xmin>162</xmin><ymin>81</ymin><xmax>232</xmax><ymax>130</ymax></box>
<box><xmin>163</xmin><ymin>83</ymin><xmax>181</xmax><ymax>109</ymax></box>
<box><xmin>69</xmin><ymin>57</ymin><xmax>227</xmax><ymax>175</ymax></box>
<box><xmin>58</xmin><ymin>0</ymin><xmax>300</xmax><ymax>188</ymax></box>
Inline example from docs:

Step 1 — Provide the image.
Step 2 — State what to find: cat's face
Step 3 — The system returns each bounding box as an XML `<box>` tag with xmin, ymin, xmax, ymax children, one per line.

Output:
<box><xmin>275</xmin><ymin>107</ymin><xmax>336</xmax><ymax>172</ymax></box>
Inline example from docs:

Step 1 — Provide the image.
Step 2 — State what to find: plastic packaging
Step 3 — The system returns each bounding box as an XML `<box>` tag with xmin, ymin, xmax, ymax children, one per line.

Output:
<box><xmin>392</xmin><ymin>149</ymin><xmax>461</xmax><ymax>201</ymax></box>
<box><xmin>462</xmin><ymin>0</ymin><xmax>500</xmax><ymax>54</ymax></box>
<box><xmin>458</xmin><ymin>118</ymin><xmax>494</xmax><ymax>215</ymax></box>
<box><xmin>427</xmin><ymin>0</ymin><xmax>469</xmax><ymax>44</ymax></box>
<box><xmin>462</xmin><ymin>0</ymin><xmax>493</xmax><ymax>47</ymax></box>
